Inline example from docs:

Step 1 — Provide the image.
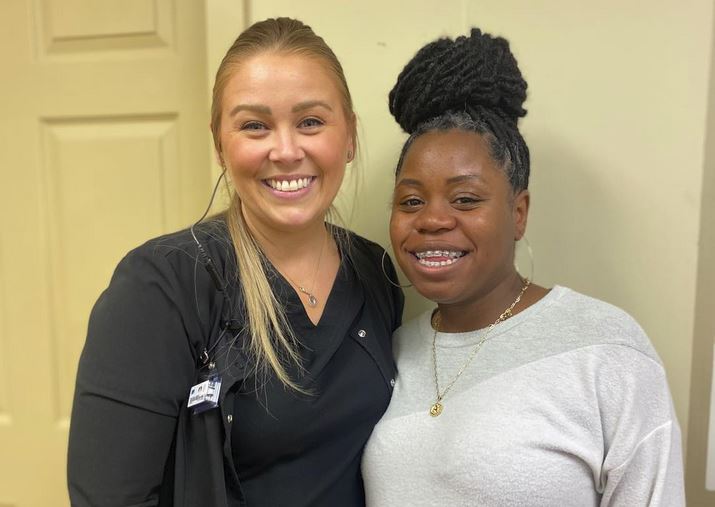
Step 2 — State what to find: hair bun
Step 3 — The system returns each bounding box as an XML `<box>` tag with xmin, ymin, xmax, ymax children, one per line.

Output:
<box><xmin>389</xmin><ymin>28</ymin><xmax>527</xmax><ymax>134</ymax></box>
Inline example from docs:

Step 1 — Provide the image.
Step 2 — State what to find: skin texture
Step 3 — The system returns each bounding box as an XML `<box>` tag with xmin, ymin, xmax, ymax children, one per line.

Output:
<box><xmin>218</xmin><ymin>52</ymin><xmax>355</xmax><ymax>238</ymax></box>
<box><xmin>390</xmin><ymin>129</ymin><xmax>545</xmax><ymax>332</ymax></box>
<box><xmin>217</xmin><ymin>52</ymin><xmax>356</xmax><ymax>324</ymax></box>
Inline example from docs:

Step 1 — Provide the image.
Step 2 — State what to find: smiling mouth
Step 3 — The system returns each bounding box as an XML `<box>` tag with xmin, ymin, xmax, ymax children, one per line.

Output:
<box><xmin>413</xmin><ymin>250</ymin><xmax>467</xmax><ymax>267</ymax></box>
<box><xmin>264</xmin><ymin>176</ymin><xmax>315</xmax><ymax>193</ymax></box>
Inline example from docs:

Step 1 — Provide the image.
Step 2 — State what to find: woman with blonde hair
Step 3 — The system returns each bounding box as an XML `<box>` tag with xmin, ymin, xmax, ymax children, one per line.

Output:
<box><xmin>363</xmin><ymin>28</ymin><xmax>684</xmax><ymax>506</ymax></box>
<box><xmin>68</xmin><ymin>18</ymin><xmax>403</xmax><ymax>506</ymax></box>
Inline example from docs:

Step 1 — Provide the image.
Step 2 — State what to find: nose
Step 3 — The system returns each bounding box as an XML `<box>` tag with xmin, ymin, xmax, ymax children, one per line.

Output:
<box><xmin>269</xmin><ymin>129</ymin><xmax>304</xmax><ymax>164</ymax></box>
<box><xmin>415</xmin><ymin>201</ymin><xmax>457</xmax><ymax>234</ymax></box>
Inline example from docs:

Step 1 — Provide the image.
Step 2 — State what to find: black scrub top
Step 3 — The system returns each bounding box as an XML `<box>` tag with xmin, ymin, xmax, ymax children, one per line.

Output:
<box><xmin>67</xmin><ymin>218</ymin><xmax>404</xmax><ymax>507</ymax></box>
<box><xmin>234</xmin><ymin>257</ymin><xmax>389</xmax><ymax>506</ymax></box>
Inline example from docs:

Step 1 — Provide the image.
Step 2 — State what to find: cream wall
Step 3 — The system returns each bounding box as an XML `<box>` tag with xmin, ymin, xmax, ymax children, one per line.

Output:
<box><xmin>207</xmin><ymin>0</ymin><xmax>714</xmax><ymax>500</ymax></box>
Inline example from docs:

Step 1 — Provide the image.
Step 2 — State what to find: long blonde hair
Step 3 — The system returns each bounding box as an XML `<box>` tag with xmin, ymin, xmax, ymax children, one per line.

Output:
<box><xmin>210</xmin><ymin>18</ymin><xmax>357</xmax><ymax>390</ymax></box>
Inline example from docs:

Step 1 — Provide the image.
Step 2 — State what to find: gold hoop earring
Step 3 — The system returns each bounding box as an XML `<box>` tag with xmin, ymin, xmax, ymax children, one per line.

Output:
<box><xmin>381</xmin><ymin>250</ymin><xmax>412</xmax><ymax>289</ymax></box>
<box><xmin>514</xmin><ymin>235</ymin><xmax>535</xmax><ymax>282</ymax></box>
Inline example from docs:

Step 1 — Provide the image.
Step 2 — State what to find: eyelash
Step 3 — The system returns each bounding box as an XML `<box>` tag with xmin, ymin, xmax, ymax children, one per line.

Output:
<box><xmin>396</xmin><ymin>196</ymin><xmax>423</xmax><ymax>208</ymax></box>
<box><xmin>396</xmin><ymin>196</ymin><xmax>483</xmax><ymax>209</ymax></box>
<box><xmin>454</xmin><ymin>196</ymin><xmax>479</xmax><ymax>205</ymax></box>
<box><xmin>241</xmin><ymin>121</ymin><xmax>265</xmax><ymax>131</ymax></box>
<box><xmin>299</xmin><ymin>117</ymin><xmax>324</xmax><ymax>128</ymax></box>
<box><xmin>239</xmin><ymin>117</ymin><xmax>325</xmax><ymax>132</ymax></box>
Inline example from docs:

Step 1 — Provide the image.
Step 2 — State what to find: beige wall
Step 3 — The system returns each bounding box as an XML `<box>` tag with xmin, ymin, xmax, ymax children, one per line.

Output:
<box><xmin>208</xmin><ymin>0</ymin><xmax>715</xmax><ymax>499</ymax></box>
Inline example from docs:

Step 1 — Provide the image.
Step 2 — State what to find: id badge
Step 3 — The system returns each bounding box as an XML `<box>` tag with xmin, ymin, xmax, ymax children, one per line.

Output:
<box><xmin>188</xmin><ymin>365</ymin><xmax>222</xmax><ymax>414</ymax></box>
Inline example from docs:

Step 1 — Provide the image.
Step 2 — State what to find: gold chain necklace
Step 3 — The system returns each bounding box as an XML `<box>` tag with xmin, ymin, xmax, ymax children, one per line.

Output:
<box><xmin>281</xmin><ymin>231</ymin><xmax>328</xmax><ymax>308</ymax></box>
<box><xmin>429</xmin><ymin>278</ymin><xmax>531</xmax><ymax>417</ymax></box>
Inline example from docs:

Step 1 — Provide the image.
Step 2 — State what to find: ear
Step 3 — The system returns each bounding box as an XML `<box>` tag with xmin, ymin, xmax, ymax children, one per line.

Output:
<box><xmin>512</xmin><ymin>189</ymin><xmax>530</xmax><ymax>241</ymax></box>
<box><xmin>347</xmin><ymin>112</ymin><xmax>357</xmax><ymax>163</ymax></box>
<box><xmin>210</xmin><ymin>122</ymin><xmax>225</xmax><ymax>168</ymax></box>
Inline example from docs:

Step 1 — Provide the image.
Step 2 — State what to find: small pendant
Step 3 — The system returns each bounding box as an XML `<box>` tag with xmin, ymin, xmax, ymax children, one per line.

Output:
<box><xmin>429</xmin><ymin>402</ymin><xmax>443</xmax><ymax>417</ymax></box>
<box><xmin>307</xmin><ymin>294</ymin><xmax>318</xmax><ymax>307</ymax></box>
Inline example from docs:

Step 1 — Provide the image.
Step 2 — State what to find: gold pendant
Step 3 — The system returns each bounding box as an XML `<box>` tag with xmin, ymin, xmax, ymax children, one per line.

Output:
<box><xmin>429</xmin><ymin>402</ymin><xmax>443</xmax><ymax>417</ymax></box>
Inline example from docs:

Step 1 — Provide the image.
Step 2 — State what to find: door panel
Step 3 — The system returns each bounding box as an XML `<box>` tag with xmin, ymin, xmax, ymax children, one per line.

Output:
<box><xmin>0</xmin><ymin>1</ymin><xmax>210</xmax><ymax>505</ymax></box>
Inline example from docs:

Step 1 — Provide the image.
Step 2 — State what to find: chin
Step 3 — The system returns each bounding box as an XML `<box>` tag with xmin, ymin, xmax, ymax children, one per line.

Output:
<box><xmin>410</xmin><ymin>281</ymin><xmax>462</xmax><ymax>305</ymax></box>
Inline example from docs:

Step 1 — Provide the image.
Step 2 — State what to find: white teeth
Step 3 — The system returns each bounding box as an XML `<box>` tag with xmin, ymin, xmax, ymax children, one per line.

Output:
<box><xmin>267</xmin><ymin>177</ymin><xmax>312</xmax><ymax>192</ymax></box>
<box><xmin>418</xmin><ymin>258</ymin><xmax>459</xmax><ymax>267</ymax></box>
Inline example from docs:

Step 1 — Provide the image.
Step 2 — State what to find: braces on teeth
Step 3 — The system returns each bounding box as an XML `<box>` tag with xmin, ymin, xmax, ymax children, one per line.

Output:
<box><xmin>415</xmin><ymin>250</ymin><xmax>464</xmax><ymax>259</ymax></box>
<box><xmin>415</xmin><ymin>250</ymin><xmax>465</xmax><ymax>267</ymax></box>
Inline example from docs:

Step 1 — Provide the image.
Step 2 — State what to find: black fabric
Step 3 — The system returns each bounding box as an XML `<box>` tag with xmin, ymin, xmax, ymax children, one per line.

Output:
<box><xmin>67</xmin><ymin>218</ymin><xmax>403</xmax><ymax>507</ymax></box>
<box><xmin>233</xmin><ymin>254</ymin><xmax>392</xmax><ymax>506</ymax></box>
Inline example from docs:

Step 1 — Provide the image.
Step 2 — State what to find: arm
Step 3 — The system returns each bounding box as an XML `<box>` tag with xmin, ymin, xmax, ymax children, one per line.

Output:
<box><xmin>602</xmin><ymin>420</ymin><xmax>684</xmax><ymax>506</ymax></box>
<box><xmin>598</xmin><ymin>347</ymin><xmax>685</xmax><ymax>506</ymax></box>
<box><xmin>68</xmin><ymin>246</ymin><xmax>199</xmax><ymax>506</ymax></box>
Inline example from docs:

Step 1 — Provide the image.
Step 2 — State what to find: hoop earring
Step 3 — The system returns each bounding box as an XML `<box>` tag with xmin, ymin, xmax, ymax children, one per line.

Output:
<box><xmin>514</xmin><ymin>235</ymin><xmax>535</xmax><ymax>282</ymax></box>
<box><xmin>381</xmin><ymin>250</ymin><xmax>412</xmax><ymax>289</ymax></box>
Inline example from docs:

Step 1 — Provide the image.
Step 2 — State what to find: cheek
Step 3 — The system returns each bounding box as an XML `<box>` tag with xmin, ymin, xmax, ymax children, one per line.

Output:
<box><xmin>389</xmin><ymin>212</ymin><xmax>409</xmax><ymax>245</ymax></box>
<box><xmin>312</xmin><ymin>137</ymin><xmax>348</xmax><ymax>172</ymax></box>
<box><xmin>224</xmin><ymin>141</ymin><xmax>265</xmax><ymax>178</ymax></box>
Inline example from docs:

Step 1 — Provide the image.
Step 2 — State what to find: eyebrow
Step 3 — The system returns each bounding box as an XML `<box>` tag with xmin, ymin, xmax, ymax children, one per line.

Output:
<box><xmin>229</xmin><ymin>100</ymin><xmax>333</xmax><ymax>118</ymax></box>
<box><xmin>396</xmin><ymin>173</ymin><xmax>482</xmax><ymax>188</ymax></box>
<box><xmin>292</xmin><ymin>100</ymin><xmax>333</xmax><ymax>113</ymax></box>
<box><xmin>395</xmin><ymin>178</ymin><xmax>423</xmax><ymax>189</ymax></box>
<box><xmin>229</xmin><ymin>104</ymin><xmax>270</xmax><ymax>117</ymax></box>
<box><xmin>446</xmin><ymin>174</ymin><xmax>482</xmax><ymax>184</ymax></box>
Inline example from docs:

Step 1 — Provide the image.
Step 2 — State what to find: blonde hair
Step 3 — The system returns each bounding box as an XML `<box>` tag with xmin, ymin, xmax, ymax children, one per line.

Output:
<box><xmin>211</xmin><ymin>18</ymin><xmax>357</xmax><ymax>390</ymax></box>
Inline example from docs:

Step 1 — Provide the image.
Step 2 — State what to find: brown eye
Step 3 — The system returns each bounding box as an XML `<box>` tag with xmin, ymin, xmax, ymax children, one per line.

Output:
<box><xmin>398</xmin><ymin>197</ymin><xmax>424</xmax><ymax>208</ymax></box>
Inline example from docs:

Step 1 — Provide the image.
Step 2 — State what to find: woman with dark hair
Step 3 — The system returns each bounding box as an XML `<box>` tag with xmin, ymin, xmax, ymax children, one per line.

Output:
<box><xmin>362</xmin><ymin>28</ymin><xmax>684</xmax><ymax>506</ymax></box>
<box><xmin>68</xmin><ymin>18</ymin><xmax>403</xmax><ymax>506</ymax></box>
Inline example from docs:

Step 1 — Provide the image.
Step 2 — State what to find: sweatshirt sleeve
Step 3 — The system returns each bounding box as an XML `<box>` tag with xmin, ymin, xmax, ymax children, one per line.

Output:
<box><xmin>598</xmin><ymin>346</ymin><xmax>685</xmax><ymax>507</ymax></box>
<box><xmin>67</xmin><ymin>244</ymin><xmax>201</xmax><ymax>507</ymax></box>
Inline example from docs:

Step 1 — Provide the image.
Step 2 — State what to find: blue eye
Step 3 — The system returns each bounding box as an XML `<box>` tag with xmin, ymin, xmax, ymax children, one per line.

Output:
<box><xmin>299</xmin><ymin>117</ymin><xmax>324</xmax><ymax>128</ymax></box>
<box><xmin>241</xmin><ymin>121</ymin><xmax>266</xmax><ymax>131</ymax></box>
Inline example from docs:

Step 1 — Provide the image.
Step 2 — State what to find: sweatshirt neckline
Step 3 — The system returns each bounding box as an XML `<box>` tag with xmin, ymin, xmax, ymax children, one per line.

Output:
<box><xmin>419</xmin><ymin>285</ymin><xmax>568</xmax><ymax>348</ymax></box>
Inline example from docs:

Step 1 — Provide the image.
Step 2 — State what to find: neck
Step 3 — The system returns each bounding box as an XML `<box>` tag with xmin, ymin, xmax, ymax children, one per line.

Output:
<box><xmin>240</xmin><ymin>206</ymin><xmax>330</xmax><ymax>266</ymax></box>
<box><xmin>436</xmin><ymin>272</ymin><xmax>527</xmax><ymax>333</ymax></box>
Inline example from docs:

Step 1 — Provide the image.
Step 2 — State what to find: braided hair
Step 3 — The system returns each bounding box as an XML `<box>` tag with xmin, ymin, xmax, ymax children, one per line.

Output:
<box><xmin>389</xmin><ymin>28</ymin><xmax>530</xmax><ymax>192</ymax></box>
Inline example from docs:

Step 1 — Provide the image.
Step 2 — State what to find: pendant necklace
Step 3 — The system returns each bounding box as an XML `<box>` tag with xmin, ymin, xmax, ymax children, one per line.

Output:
<box><xmin>283</xmin><ymin>230</ymin><xmax>327</xmax><ymax>308</ymax></box>
<box><xmin>430</xmin><ymin>278</ymin><xmax>531</xmax><ymax>417</ymax></box>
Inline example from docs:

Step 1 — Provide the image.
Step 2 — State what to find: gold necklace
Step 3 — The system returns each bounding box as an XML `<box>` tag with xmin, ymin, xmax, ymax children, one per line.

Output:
<box><xmin>281</xmin><ymin>231</ymin><xmax>328</xmax><ymax>308</ymax></box>
<box><xmin>429</xmin><ymin>278</ymin><xmax>531</xmax><ymax>417</ymax></box>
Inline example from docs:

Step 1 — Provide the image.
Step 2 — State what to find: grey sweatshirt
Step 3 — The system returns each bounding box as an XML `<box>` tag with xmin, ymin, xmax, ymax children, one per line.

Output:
<box><xmin>362</xmin><ymin>286</ymin><xmax>684</xmax><ymax>506</ymax></box>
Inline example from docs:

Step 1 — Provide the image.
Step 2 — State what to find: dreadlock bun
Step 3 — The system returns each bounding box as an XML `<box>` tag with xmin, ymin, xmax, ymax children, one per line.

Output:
<box><xmin>389</xmin><ymin>28</ymin><xmax>527</xmax><ymax>134</ymax></box>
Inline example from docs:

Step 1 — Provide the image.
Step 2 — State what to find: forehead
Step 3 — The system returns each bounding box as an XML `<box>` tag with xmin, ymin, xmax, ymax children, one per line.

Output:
<box><xmin>400</xmin><ymin>129</ymin><xmax>501</xmax><ymax>180</ymax></box>
<box><xmin>222</xmin><ymin>52</ymin><xmax>343</xmax><ymax>106</ymax></box>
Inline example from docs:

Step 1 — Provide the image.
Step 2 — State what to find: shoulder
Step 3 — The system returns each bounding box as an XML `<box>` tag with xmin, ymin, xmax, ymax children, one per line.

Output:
<box><xmin>543</xmin><ymin>286</ymin><xmax>660</xmax><ymax>365</ymax></box>
<box><xmin>127</xmin><ymin>217</ymin><xmax>230</xmax><ymax>267</ymax></box>
<box><xmin>335</xmin><ymin>227</ymin><xmax>405</xmax><ymax>329</ymax></box>
<box><xmin>393</xmin><ymin>311</ymin><xmax>432</xmax><ymax>357</ymax></box>
<box><xmin>335</xmin><ymin>227</ymin><xmax>389</xmax><ymax>286</ymax></box>
<box><xmin>341</xmin><ymin>228</ymin><xmax>387</xmax><ymax>262</ymax></box>
<box><xmin>117</xmin><ymin>217</ymin><xmax>232</xmax><ymax>285</ymax></box>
